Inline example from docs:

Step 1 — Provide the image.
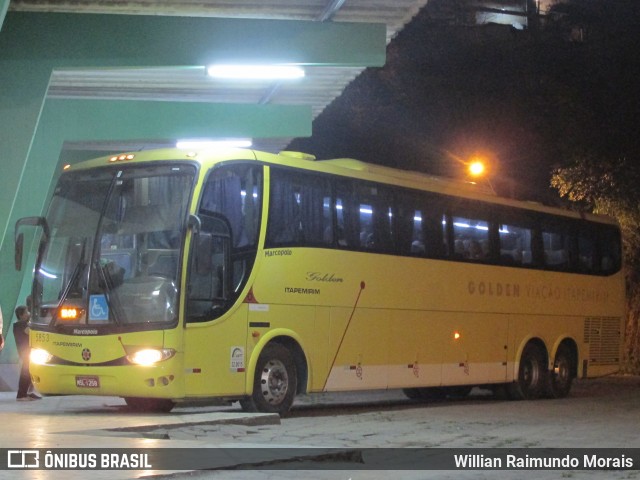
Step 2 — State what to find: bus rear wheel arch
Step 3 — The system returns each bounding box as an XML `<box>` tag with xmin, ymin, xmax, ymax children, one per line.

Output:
<box><xmin>240</xmin><ymin>343</ymin><xmax>298</xmax><ymax>416</ymax></box>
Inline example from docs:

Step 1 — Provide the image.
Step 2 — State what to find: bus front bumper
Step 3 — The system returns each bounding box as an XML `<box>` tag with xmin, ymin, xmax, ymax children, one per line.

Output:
<box><xmin>30</xmin><ymin>355</ymin><xmax>183</xmax><ymax>399</ymax></box>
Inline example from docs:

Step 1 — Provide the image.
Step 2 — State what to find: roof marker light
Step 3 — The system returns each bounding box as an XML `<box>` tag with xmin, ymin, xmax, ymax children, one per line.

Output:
<box><xmin>109</xmin><ymin>154</ymin><xmax>135</xmax><ymax>163</ymax></box>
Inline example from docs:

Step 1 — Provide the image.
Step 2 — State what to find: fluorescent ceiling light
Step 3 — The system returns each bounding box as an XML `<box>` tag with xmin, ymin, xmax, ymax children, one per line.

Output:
<box><xmin>207</xmin><ymin>64</ymin><xmax>305</xmax><ymax>80</ymax></box>
<box><xmin>176</xmin><ymin>139</ymin><xmax>252</xmax><ymax>149</ymax></box>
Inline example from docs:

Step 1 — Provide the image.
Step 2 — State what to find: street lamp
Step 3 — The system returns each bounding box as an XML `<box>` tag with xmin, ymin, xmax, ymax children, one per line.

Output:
<box><xmin>468</xmin><ymin>159</ymin><xmax>486</xmax><ymax>177</ymax></box>
<box><xmin>465</xmin><ymin>155</ymin><xmax>496</xmax><ymax>195</ymax></box>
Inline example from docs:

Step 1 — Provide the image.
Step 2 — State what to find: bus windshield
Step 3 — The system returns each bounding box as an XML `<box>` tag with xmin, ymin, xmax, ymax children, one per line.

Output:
<box><xmin>32</xmin><ymin>164</ymin><xmax>195</xmax><ymax>329</ymax></box>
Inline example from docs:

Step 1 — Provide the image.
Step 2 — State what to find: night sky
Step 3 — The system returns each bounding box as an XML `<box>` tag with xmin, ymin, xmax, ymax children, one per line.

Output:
<box><xmin>289</xmin><ymin>0</ymin><xmax>640</xmax><ymax>204</ymax></box>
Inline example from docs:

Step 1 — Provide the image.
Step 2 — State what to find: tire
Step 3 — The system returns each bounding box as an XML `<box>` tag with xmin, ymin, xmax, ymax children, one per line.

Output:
<box><xmin>508</xmin><ymin>343</ymin><xmax>547</xmax><ymax>400</ymax></box>
<box><xmin>240</xmin><ymin>343</ymin><xmax>297</xmax><ymax>416</ymax></box>
<box><xmin>124</xmin><ymin>397</ymin><xmax>175</xmax><ymax>413</ymax></box>
<box><xmin>546</xmin><ymin>345</ymin><xmax>574</xmax><ymax>398</ymax></box>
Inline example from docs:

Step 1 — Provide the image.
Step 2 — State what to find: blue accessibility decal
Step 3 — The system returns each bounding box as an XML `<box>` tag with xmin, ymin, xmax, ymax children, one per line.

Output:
<box><xmin>89</xmin><ymin>295</ymin><xmax>109</xmax><ymax>321</ymax></box>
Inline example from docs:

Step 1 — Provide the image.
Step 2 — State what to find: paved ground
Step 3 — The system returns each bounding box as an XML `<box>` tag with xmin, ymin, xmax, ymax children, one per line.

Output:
<box><xmin>1</xmin><ymin>375</ymin><xmax>639</xmax><ymax>480</ymax></box>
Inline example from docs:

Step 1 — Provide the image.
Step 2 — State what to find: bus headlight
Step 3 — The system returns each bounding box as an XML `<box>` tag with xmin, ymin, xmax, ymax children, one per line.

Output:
<box><xmin>31</xmin><ymin>348</ymin><xmax>53</xmax><ymax>365</ymax></box>
<box><xmin>127</xmin><ymin>348</ymin><xmax>176</xmax><ymax>366</ymax></box>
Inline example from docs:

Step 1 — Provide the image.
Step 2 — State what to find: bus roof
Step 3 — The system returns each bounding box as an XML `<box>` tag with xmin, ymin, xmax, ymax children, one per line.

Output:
<box><xmin>64</xmin><ymin>147</ymin><xmax>617</xmax><ymax>227</ymax></box>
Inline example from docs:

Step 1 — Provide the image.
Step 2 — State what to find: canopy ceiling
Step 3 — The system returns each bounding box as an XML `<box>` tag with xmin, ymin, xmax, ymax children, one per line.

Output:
<box><xmin>8</xmin><ymin>0</ymin><xmax>430</xmax><ymax>152</ymax></box>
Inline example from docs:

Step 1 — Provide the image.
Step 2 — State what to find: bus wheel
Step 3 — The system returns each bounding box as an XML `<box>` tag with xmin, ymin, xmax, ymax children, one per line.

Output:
<box><xmin>124</xmin><ymin>397</ymin><xmax>175</xmax><ymax>413</ymax></box>
<box><xmin>547</xmin><ymin>346</ymin><xmax>573</xmax><ymax>398</ymax></box>
<box><xmin>240</xmin><ymin>344</ymin><xmax>297</xmax><ymax>416</ymax></box>
<box><xmin>509</xmin><ymin>343</ymin><xmax>547</xmax><ymax>400</ymax></box>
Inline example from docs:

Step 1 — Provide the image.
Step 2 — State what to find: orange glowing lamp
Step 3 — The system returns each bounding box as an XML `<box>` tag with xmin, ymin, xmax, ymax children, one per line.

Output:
<box><xmin>468</xmin><ymin>160</ymin><xmax>485</xmax><ymax>177</ymax></box>
<box><xmin>59</xmin><ymin>307</ymin><xmax>80</xmax><ymax>320</ymax></box>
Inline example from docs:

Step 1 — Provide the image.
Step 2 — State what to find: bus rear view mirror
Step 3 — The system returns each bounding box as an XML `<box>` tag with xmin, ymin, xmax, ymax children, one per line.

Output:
<box><xmin>15</xmin><ymin>216</ymin><xmax>50</xmax><ymax>271</ymax></box>
<box><xmin>15</xmin><ymin>232</ymin><xmax>24</xmax><ymax>271</ymax></box>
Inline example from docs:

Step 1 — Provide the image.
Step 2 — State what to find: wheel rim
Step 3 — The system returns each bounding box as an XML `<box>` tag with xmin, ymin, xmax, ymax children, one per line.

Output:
<box><xmin>259</xmin><ymin>359</ymin><xmax>289</xmax><ymax>405</ymax></box>
<box><xmin>522</xmin><ymin>358</ymin><xmax>540</xmax><ymax>390</ymax></box>
<box><xmin>553</xmin><ymin>357</ymin><xmax>570</xmax><ymax>387</ymax></box>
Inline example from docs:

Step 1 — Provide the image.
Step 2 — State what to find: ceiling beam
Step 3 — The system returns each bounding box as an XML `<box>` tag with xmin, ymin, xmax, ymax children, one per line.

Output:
<box><xmin>317</xmin><ymin>0</ymin><xmax>347</xmax><ymax>22</ymax></box>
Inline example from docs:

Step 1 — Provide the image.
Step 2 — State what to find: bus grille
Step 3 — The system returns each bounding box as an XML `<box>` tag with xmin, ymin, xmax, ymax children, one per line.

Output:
<box><xmin>584</xmin><ymin>316</ymin><xmax>622</xmax><ymax>365</ymax></box>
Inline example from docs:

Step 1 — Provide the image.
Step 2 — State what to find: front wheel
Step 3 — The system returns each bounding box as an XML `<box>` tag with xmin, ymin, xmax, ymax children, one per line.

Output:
<box><xmin>240</xmin><ymin>344</ymin><xmax>297</xmax><ymax>416</ymax></box>
<box><xmin>508</xmin><ymin>343</ymin><xmax>547</xmax><ymax>400</ymax></box>
<box><xmin>124</xmin><ymin>397</ymin><xmax>175</xmax><ymax>413</ymax></box>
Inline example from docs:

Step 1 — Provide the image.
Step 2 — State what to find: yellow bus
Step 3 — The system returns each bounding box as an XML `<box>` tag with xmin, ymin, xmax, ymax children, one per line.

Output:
<box><xmin>15</xmin><ymin>148</ymin><xmax>625</xmax><ymax>414</ymax></box>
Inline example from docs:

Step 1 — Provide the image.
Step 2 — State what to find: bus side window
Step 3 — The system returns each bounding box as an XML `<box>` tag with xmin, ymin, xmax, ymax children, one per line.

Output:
<box><xmin>335</xmin><ymin>182</ymin><xmax>360</xmax><ymax>248</ymax></box>
<box><xmin>201</xmin><ymin>166</ymin><xmax>262</xmax><ymax>249</ymax></box>
<box><xmin>499</xmin><ymin>224</ymin><xmax>533</xmax><ymax>267</ymax></box>
<box><xmin>578</xmin><ymin>232</ymin><xmax>596</xmax><ymax>273</ymax></box>
<box><xmin>451</xmin><ymin>215</ymin><xmax>489</xmax><ymax>261</ymax></box>
<box><xmin>600</xmin><ymin>228</ymin><xmax>621</xmax><ymax>275</ymax></box>
<box><xmin>335</xmin><ymin>198</ymin><xmax>348</xmax><ymax>247</ymax></box>
<box><xmin>267</xmin><ymin>169</ymin><xmax>333</xmax><ymax>248</ymax></box>
<box><xmin>442</xmin><ymin>214</ymin><xmax>453</xmax><ymax>257</ymax></box>
<box><xmin>395</xmin><ymin>192</ymin><xmax>428</xmax><ymax>257</ymax></box>
<box><xmin>542</xmin><ymin>230</ymin><xmax>570</xmax><ymax>270</ymax></box>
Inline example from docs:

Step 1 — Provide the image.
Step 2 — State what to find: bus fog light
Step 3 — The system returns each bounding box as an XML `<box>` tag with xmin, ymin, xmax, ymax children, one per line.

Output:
<box><xmin>127</xmin><ymin>348</ymin><xmax>176</xmax><ymax>366</ymax></box>
<box><xmin>31</xmin><ymin>348</ymin><xmax>53</xmax><ymax>365</ymax></box>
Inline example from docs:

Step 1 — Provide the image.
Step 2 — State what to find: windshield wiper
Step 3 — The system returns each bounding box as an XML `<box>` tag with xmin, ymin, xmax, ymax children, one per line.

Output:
<box><xmin>92</xmin><ymin>258</ymin><xmax>125</xmax><ymax>325</ymax></box>
<box><xmin>52</xmin><ymin>239</ymin><xmax>87</xmax><ymax>326</ymax></box>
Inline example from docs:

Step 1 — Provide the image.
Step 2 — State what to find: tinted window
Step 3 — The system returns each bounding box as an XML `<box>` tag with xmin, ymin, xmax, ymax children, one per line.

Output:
<box><xmin>266</xmin><ymin>169</ymin><xmax>332</xmax><ymax>247</ymax></box>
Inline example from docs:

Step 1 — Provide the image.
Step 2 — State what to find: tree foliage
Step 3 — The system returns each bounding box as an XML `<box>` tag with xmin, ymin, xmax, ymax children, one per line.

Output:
<box><xmin>548</xmin><ymin>1</ymin><xmax>640</xmax><ymax>371</ymax></box>
<box><xmin>552</xmin><ymin>156</ymin><xmax>640</xmax><ymax>371</ymax></box>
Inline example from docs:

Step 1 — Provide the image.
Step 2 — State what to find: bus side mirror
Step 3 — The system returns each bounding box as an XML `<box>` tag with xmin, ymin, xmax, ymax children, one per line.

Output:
<box><xmin>15</xmin><ymin>216</ymin><xmax>50</xmax><ymax>271</ymax></box>
<box><xmin>15</xmin><ymin>233</ymin><xmax>24</xmax><ymax>271</ymax></box>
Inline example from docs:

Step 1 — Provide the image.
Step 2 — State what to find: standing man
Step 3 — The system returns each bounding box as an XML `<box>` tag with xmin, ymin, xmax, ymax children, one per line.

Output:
<box><xmin>14</xmin><ymin>305</ymin><xmax>40</xmax><ymax>401</ymax></box>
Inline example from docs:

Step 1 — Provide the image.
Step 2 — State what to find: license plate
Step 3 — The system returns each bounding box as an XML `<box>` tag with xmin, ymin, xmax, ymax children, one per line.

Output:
<box><xmin>76</xmin><ymin>376</ymin><xmax>100</xmax><ymax>388</ymax></box>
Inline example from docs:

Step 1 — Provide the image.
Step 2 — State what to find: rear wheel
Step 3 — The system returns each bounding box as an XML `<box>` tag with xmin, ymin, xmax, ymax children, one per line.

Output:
<box><xmin>547</xmin><ymin>345</ymin><xmax>574</xmax><ymax>398</ymax></box>
<box><xmin>240</xmin><ymin>343</ymin><xmax>297</xmax><ymax>416</ymax></box>
<box><xmin>124</xmin><ymin>397</ymin><xmax>175</xmax><ymax>413</ymax></box>
<box><xmin>508</xmin><ymin>343</ymin><xmax>547</xmax><ymax>400</ymax></box>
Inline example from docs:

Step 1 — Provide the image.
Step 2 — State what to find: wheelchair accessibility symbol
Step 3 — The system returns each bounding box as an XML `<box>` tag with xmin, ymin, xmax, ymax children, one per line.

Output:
<box><xmin>89</xmin><ymin>295</ymin><xmax>109</xmax><ymax>321</ymax></box>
